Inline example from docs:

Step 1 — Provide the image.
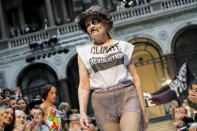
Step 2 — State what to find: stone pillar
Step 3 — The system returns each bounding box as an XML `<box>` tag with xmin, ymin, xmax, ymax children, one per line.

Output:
<box><xmin>97</xmin><ymin>0</ymin><xmax>106</xmax><ymax>8</ymax></box>
<box><xmin>51</xmin><ymin>0</ymin><xmax>58</xmax><ymax>22</ymax></box>
<box><xmin>107</xmin><ymin>0</ymin><xmax>113</xmax><ymax>10</ymax></box>
<box><xmin>61</xmin><ymin>0</ymin><xmax>68</xmax><ymax>21</ymax></box>
<box><xmin>58</xmin><ymin>79</ymin><xmax>71</xmax><ymax>105</ymax></box>
<box><xmin>166</xmin><ymin>55</ymin><xmax>176</xmax><ymax>79</ymax></box>
<box><xmin>66</xmin><ymin>0</ymin><xmax>75</xmax><ymax>20</ymax></box>
<box><xmin>44</xmin><ymin>0</ymin><xmax>55</xmax><ymax>26</ymax></box>
<box><xmin>150</xmin><ymin>0</ymin><xmax>161</xmax><ymax>11</ymax></box>
<box><xmin>18</xmin><ymin>0</ymin><xmax>25</xmax><ymax>31</ymax></box>
<box><xmin>0</xmin><ymin>0</ymin><xmax>7</xmax><ymax>39</ymax></box>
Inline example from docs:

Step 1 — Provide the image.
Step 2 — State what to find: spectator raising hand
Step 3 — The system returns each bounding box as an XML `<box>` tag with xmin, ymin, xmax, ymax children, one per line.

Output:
<box><xmin>188</xmin><ymin>81</ymin><xmax>197</xmax><ymax>104</ymax></box>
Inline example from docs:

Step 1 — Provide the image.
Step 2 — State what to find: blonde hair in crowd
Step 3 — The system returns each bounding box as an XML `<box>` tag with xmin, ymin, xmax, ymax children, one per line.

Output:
<box><xmin>0</xmin><ymin>107</ymin><xmax>7</xmax><ymax>130</ymax></box>
<box><xmin>0</xmin><ymin>106</ymin><xmax>15</xmax><ymax>131</ymax></box>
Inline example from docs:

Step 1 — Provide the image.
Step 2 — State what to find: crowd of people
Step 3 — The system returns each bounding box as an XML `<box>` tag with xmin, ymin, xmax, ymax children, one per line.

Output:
<box><xmin>169</xmin><ymin>80</ymin><xmax>197</xmax><ymax>131</ymax></box>
<box><xmin>8</xmin><ymin>17</ymin><xmax>71</xmax><ymax>39</ymax></box>
<box><xmin>0</xmin><ymin>85</ymin><xmax>97</xmax><ymax>131</ymax></box>
<box><xmin>116</xmin><ymin>0</ymin><xmax>151</xmax><ymax>11</ymax></box>
<box><xmin>1</xmin><ymin>82</ymin><xmax>197</xmax><ymax>131</ymax></box>
<box><xmin>8</xmin><ymin>0</ymin><xmax>152</xmax><ymax>39</ymax></box>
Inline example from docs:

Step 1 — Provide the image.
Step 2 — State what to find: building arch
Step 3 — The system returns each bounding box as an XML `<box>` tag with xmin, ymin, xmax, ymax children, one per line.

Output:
<box><xmin>129</xmin><ymin>37</ymin><xmax>168</xmax><ymax>119</ymax></box>
<box><xmin>169</xmin><ymin>21</ymin><xmax>197</xmax><ymax>53</ymax></box>
<box><xmin>13</xmin><ymin>60</ymin><xmax>62</xmax><ymax>88</ymax></box>
<box><xmin>66</xmin><ymin>54</ymin><xmax>79</xmax><ymax>109</ymax></box>
<box><xmin>171</xmin><ymin>25</ymin><xmax>197</xmax><ymax>75</ymax></box>
<box><xmin>124</xmin><ymin>33</ymin><xmax>166</xmax><ymax>54</ymax></box>
<box><xmin>16</xmin><ymin>62</ymin><xmax>60</xmax><ymax>103</ymax></box>
<box><xmin>65</xmin><ymin>51</ymin><xmax>93</xmax><ymax>114</ymax></box>
<box><xmin>62</xmin><ymin>48</ymin><xmax>78</xmax><ymax>79</ymax></box>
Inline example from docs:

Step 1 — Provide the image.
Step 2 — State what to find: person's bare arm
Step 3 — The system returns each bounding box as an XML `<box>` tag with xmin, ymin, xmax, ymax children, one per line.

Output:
<box><xmin>40</xmin><ymin>103</ymin><xmax>48</xmax><ymax>122</ymax></box>
<box><xmin>188</xmin><ymin>89</ymin><xmax>197</xmax><ymax>103</ymax></box>
<box><xmin>78</xmin><ymin>55</ymin><xmax>90</xmax><ymax>128</ymax></box>
<box><xmin>128</xmin><ymin>59</ymin><xmax>148</xmax><ymax>129</ymax></box>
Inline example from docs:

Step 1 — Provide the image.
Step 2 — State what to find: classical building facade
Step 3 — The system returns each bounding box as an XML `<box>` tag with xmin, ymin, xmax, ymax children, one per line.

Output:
<box><xmin>0</xmin><ymin>0</ymin><xmax>197</xmax><ymax>119</ymax></box>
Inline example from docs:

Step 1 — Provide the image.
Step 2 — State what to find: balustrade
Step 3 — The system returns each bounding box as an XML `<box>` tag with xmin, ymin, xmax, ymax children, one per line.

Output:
<box><xmin>161</xmin><ymin>0</ymin><xmax>197</xmax><ymax>9</ymax></box>
<box><xmin>8</xmin><ymin>31</ymin><xmax>49</xmax><ymax>50</ymax></box>
<box><xmin>0</xmin><ymin>0</ymin><xmax>196</xmax><ymax>56</ymax></box>
<box><xmin>57</xmin><ymin>22</ymin><xmax>81</xmax><ymax>35</ymax></box>
<box><xmin>110</xmin><ymin>5</ymin><xmax>151</xmax><ymax>22</ymax></box>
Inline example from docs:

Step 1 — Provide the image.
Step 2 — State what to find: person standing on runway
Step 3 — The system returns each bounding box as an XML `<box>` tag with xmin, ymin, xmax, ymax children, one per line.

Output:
<box><xmin>76</xmin><ymin>6</ymin><xmax>148</xmax><ymax>131</ymax></box>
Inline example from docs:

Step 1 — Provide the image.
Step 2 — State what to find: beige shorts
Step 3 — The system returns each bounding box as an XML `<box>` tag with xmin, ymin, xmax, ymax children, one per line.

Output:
<box><xmin>91</xmin><ymin>85</ymin><xmax>141</xmax><ymax>126</ymax></box>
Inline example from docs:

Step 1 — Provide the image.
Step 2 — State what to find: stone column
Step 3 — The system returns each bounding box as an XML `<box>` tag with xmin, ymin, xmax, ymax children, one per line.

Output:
<box><xmin>166</xmin><ymin>55</ymin><xmax>176</xmax><ymax>79</ymax></box>
<box><xmin>18</xmin><ymin>0</ymin><xmax>25</xmax><ymax>31</ymax></box>
<box><xmin>51</xmin><ymin>0</ymin><xmax>58</xmax><ymax>22</ymax></box>
<box><xmin>58</xmin><ymin>79</ymin><xmax>71</xmax><ymax>105</ymax></box>
<box><xmin>107</xmin><ymin>0</ymin><xmax>113</xmax><ymax>10</ymax></box>
<box><xmin>61</xmin><ymin>0</ymin><xmax>68</xmax><ymax>21</ymax></box>
<box><xmin>44</xmin><ymin>0</ymin><xmax>55</xmax><ymax>26</ymax></box>
<box><xmin>0</xmin><ymin>0</ymin><xmax>7</xmax><ymax>39</ymax></box>
<box><xmin>97</xmin><ymin>0</ymin><xmax>106</xmax><ymax>8</ymax></box>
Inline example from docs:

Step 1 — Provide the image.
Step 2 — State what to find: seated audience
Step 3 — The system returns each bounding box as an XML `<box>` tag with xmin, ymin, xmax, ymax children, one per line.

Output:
<box><xmin>30</xmin><ymin>105</ymin><xmax>49</xmax><ymax>131</ymax></box>
<box><xmin>59</xmin><ymin>102</ymin><xmax>72</xmax><ymax>131</ymax></box>
<box><xmin>9</xmin><ymin>97</ymin><xmax>18</xmax><ymax>110</ymax></box>
<box><xmin>69</xmin><ymin>114</ymin><xmax>96</xmax><ymax>131</ymax></box>
<box><xmin>12</xmin><ymin>110</ymin><xmax>32</xmax><ymax>131</ymax></box>
<box><xmin>0</xmin><ymin>106</ymin><xmax>15</xmax><ymax>131</ymax></box>
<box><xmin>169</xmin><ymin>100</ymin><xmax>179</xmax><ymax>119</ymax></box>
<box><xmin>17</xmin><ymin>97</ymin><xmax>29</xmax><ymax>115</ymax></box>
<box><xmin>59</xmin><ymin>102</ymin><xmax>72</xmax><ymax>119</ymax></box>
<box><xmin>24</xmin><ymin>24</ymin><xmax>31</xmax><ymax>34</ymax></box>
<box><xmin>69</xmin><ymin>113</ymin><xmax>81</xmax><ymax>131</ymax></box>
<box><xmin>0</xmin><ymin>89</ymin><xmax>11</xmax><ymax>107</ymax></box>
<box><xmin>188</xmin><ymin>80</ymin><xmax>197</xmax><ymax>109</ymax></box>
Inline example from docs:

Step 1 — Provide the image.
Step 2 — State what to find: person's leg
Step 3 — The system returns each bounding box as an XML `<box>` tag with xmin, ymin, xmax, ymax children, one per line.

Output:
<box><xmin>100</xmin><ymin>121</ymin><xmax>120</xmax><ymax>131</ymax></box>
<box><xmin>120</xmin><ymin>111</ymin><xmax>141</xmax><ymax>131</ymax></box>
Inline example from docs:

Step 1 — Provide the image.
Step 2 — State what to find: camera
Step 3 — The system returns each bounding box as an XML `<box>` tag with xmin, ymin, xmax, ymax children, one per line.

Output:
<box><xmin>26</xmin><ymin>115</ymin><xmax>34</xmax><ymax>121</ymax></box>
<box><xmin>1</xmin><ymin>93</ymin><xmax>5</xmax><ymax>99</ymax></box>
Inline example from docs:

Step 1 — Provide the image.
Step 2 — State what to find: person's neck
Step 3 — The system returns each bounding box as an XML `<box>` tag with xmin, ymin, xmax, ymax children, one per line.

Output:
<box><xmin>93</xmin><ymin>38</ymin><xmax>111</xmax><ymax>46</ymax></box>
<box><xmin>44</xmin><ymin>100</ymin><xmax>54</xmax><ymax>107</ymax></box>
<box><xmin>93</xmin><ymin>33</ymin><xmax>110</xmax><ymax>45</ymax></box>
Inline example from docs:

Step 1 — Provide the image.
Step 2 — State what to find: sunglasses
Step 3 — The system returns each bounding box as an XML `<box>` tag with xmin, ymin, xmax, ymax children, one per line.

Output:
<box><xmin>85</xmin><ymin>18</ymin><xmax>101</xmax><ymax>28</ymax></box>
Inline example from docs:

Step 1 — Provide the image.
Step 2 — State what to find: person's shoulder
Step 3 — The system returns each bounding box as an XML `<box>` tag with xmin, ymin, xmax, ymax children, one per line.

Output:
<box><xmin>76</xmin><ymin>43</ymin><xmax>92</xmax><ymax>49</ymax></box>
<box><xmin>40</xmin><ymin>102</ymin><xmax>48</xmax><ymax>109</ymax></box>
<box><xmin>116</xmin><ymin>40</ymin><xmax>133</xmax><ymax>45</ymax></box>
<box><xmin>116</xmin><ymin>40</ymin><xmax>134</xmax><ymax>48</ymax></box>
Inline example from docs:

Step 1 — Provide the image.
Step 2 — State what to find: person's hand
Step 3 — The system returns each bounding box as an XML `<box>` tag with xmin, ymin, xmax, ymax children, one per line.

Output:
<box><xmin>13</xmin><ymin>125</ymin><xmax>25</xmax><ymax>131</ymax></box>
<box><xmin>25</xmin><ymin>120</ymin><xmax>33</xmax><ymax>131</ymax></box>
<box><xmin>80</xmin><ymin>112</ymin><xmax>89</xmax><ymax>129</ymax></box>
<box><xmin>142</xmin><ymin>112</ymin><xmax>149</xmax><ymax>130</ymax></box>
<box><xmin>189</xmin><ymin>89</ymin><xmax>197</xmax><ymax>103</ymax></box>
<box><xmin>31</xmin><ymin>120</ymin><xmax>39</xmax><ymax>131</ymax></box>
<box><xmin>175</xmin><ymin>113</ymin><xmax>185</xmax><ymax>120</ymax></box>
<box><xmin>87</xmin><ymin>124</ymin><xmax>96</xmax><ymax>131</ymax></box>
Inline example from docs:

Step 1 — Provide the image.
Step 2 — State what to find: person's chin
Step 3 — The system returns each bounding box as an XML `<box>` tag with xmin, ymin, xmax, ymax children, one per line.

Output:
<box><xmin>4</xmin><ymin>120</ymin><xmax>11</xmax><ymax>125</ymax></box>
<box><xmin>91</xmin><ymin>31</ymin><xmax>101</xmax><ymax>37</ymax></box>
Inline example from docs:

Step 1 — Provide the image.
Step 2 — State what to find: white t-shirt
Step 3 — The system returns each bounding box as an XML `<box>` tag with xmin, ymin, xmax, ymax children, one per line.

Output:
<box><xmin>76</xmin><ymin>40</ymin><xmax>134</xmax><ymax>89</ymax></box>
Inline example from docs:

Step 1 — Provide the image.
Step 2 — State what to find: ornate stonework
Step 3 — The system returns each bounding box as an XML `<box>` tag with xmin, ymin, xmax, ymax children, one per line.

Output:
<box><xmin>54</xmin><ymin>56</ymin><xmax>63</xmax><ymax>66</ymax></box>
<box><xmin>114</xmin><ymin>10</ymin><xmax>197</xmax><ymax>36</ymax></box>
<box><xmin>0</xmin><ymin>71</ymin><xmax>6</xmax><ymax>89</ymax></box>
<box><xmin>159</xmin><ymin>30</ymin><xmax>168</xmax><ymax>41</ymax></box>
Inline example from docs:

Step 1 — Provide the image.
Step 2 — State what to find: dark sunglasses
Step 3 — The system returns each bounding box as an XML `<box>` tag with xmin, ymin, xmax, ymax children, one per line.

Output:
<box><xmin>86</xmin><ymin>18</ymin><xmax>101</xmax><ymax>28</ymax></box>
